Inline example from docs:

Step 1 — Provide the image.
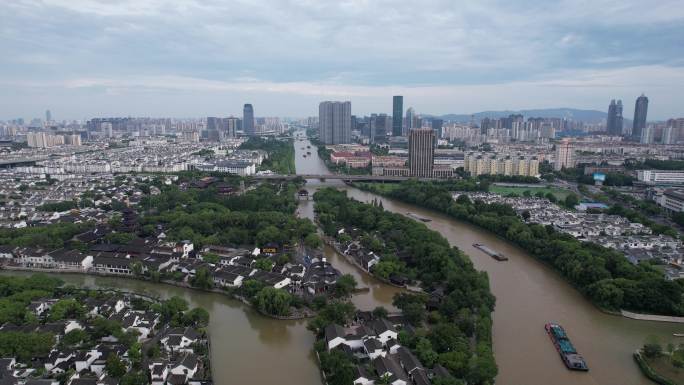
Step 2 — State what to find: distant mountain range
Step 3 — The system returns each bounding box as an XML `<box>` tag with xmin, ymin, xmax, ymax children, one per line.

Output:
<box><xmin>433</xmin><ymin>108</ymin><xmax>608</xmax><ymax>124</ymax></box>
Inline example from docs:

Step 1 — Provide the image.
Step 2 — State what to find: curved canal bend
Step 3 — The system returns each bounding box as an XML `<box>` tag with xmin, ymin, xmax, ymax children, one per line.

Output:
<box><xmin>293</xmin><ymin>131</ymin><xmax>681</xmax><ymax>385</ymax></box>
<box><xmin>2</xmin><ymin>135</ymin><xmax>678</xmax><ymax>385</ymax></box>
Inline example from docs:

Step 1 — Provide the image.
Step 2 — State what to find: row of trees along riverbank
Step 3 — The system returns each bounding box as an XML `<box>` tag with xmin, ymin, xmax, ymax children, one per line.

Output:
<box><xmin>313</xmin><ymin>187</ymin><xmax>497</xmax><ymax>385</ymax></box>
<box><xmin>354</xmin><ymin>180</ymin><xmax>684</xmax><ymax>317</ymax></box>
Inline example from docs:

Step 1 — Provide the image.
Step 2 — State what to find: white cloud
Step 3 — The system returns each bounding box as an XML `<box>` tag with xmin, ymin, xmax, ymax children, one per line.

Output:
<box><xmin>0</xmin><ymin>0</ymin><xmax>683</xmax><ymax>118</ymax></box>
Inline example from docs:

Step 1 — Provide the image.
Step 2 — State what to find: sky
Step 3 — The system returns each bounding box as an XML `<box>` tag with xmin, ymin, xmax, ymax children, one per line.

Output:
<box><xmin>1</xmin><ymin>0</ymin><xmax>683</xmax><ymax>120</ymax></box>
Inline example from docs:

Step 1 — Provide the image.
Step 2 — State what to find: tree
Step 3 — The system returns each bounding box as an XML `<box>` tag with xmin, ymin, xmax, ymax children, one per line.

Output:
<box><xmin>130</xmin><ymin>262</ymin><xmax>143</xmax><ymax>277</ymax></box>
<box><xmin>254</xmin><ymin>287</ymin><xmax>292</xmax><ymax>316</ymax></box>
<box><xmin>120</xmin><ymin>371</ymin><xmax>148</xmax><ymax>385</ymax></box>
<box><xmin>643</xmin><ymin>335</ymin><xmax>662</xmax><ymax>358</ymax></box>
<box><xmin>240</xmin><ymin>280</ymin><xmax>265</xmax><ymax>299</ymax></box>
<box><xmin>564</xmin><ymin>193</ymin><xmax>580</xmax><ymax>208</ymax></box>
<box><xmin>332</xmin><ymin>274</ymin><xmax>357</xmax><ymax>298</ymax></box>
<box><xmin>545</xmin><ymin>192</ymin><xmax>557</xmax><ymax>203</ymax></box>
<box><xmin>308</xmin><ymin>301</ymin><xmax>356</xmax><ymax>334</ymax></box>
<box><xmin>254</xmin><ymin>258</ymin><xmax>274</xmax><ymax>271</ymax></box>
<box><xmin>48</xmin><ymin>299</ymin><xmax>85</xmax><ymax>321</ymax></box>
<box><xmin>415</xmin><ymin>337</ymin><xmax>438</xmax><ymax>367</ymax></box>
<box><xmin>372</xmin><ymin>306</ymin><xmax>388</xmax><ymax>319</ymax></box>
<box><xmin>190</xmin><ymin>268</ymin><xmax>214</xmax><ymax>290</ymax></box>
<box><xmin>105</xmin><ymin>355</ymin><xmax>127</xmax><ymax>378</ymax></box>
<box><xmin>319</xmin><ymin>349</ymin><xmax>355</xmax><ymax>385</ymax></box>
<box><xmin>127</xmin><ymin>342</ymin><xmax>142</xmax><ymax>370</ymax></box>
<box><xmin>0</xmin><ymin>331</ymin><xmax>55</xmax><ymax>362</ymax></box>
<box><xmin>202</xmin><ymin>253</ymin><xmax>220</xmax><ymax>264</ymax></box>
<box><xmin>521</xmin><ymin>210</ymin><xmax>530</xmax><ymax>221</ymax></box>
<box><xmin>157</xmin><ymin>296</ymin><xmax>188</xmax><ymax>322</ymax></box>
<box><xmin>61</xmin><ymin>329</ymin><xmax>89</xmax><ymax>347</ymax></box>
<box><xmin>304</xmin><ymin>233</ymin><xmax>322</xmax><ymax>249</ymax></box>
<box><xmin>185</xmin><ymin>307</ymin><xmax>210</xmax><ymax>327</ymax></box>
<box><xmin>146</xmin><ymin>344</ymin><xmax>161</xmax><ymax>359</ymax></box>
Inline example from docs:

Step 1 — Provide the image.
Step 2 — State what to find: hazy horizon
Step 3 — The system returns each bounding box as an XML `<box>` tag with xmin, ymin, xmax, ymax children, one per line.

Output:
<box><xmin>2</xmin><ymin>0</ymin><xmax>683</xmax><ymax>120</ymax></box>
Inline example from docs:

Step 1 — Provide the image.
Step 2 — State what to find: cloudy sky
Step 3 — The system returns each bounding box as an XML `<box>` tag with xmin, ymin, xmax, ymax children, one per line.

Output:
<box><xmin>1</xmin><ymin>0</ymin><xmax>683</xmax><ymax>120</ymax></box>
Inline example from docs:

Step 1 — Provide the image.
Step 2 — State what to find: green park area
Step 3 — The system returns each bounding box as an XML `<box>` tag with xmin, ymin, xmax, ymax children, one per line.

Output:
<box><xmin>637</xmin><ymin>337</ymin><xmax>684</xmax><ymax>385</ymax></box>
<box><xmin>489</xmin><ymin>185</ymin><xmax>572</xmax><ymax>200</ymax></box>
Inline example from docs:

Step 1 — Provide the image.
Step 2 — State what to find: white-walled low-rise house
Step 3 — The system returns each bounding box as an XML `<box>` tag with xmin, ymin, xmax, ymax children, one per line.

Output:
<box><xmin>16</xmin><ymin>247</ymin><xmax>54</xmax><ymax>268</ymax></box>
<box><xmin>74</xmin><ymin>349</ymin><xmax>102</xmax><ymax>373</ymax></box>
<box><xmin>149</xmin><ymin>361</ymin><xmax>169</xmax><ymax>385</ymax></box>
<box><xmin>174</xmin><ymin>241</ymin><xmax>194</xmax><ymax>258</ymax></box>
<box><xmin>49</xmin><ymin>249</ymin><xmax>93</xmax><ymax>270</ymax></box>
<box><xmin>169</xmin><ymin>353</ymin><xmax>199</xmax><ymax>378</ymax></box>
<box><xmin>64</xmin><ymin>320</ymin><xmax>84</xmax><ymax>334</ymax></box>
<box><xmin>28</xmin><ymin>299</ymin><xmax>53</xmax><ymax>316</ymax></box>
<box><xmin>325</xmin><ymin>324</ymin><xmax>348</xmax><ymax>350</ymax></box>
<box><xmin>371</xmin><ymin>319</ymin><xmax>398</xmax><ymax>345</ymax></box>
<box><xmin>91</xmin><ymin>256</ymin><xmax>136</xmax><ymax>275</ymax></box>
<box><xmin>212</xmin><ymin>269</ymin><xmax>244</xmax><ymax>288</ymax></box>
<box><xmin>364</xmin><ymin>338</ymin><xmax>386</xmax><ymax>360</ymax></box>
<box><xmin>161</xmin><ymin>327</ymin><xmax>200</xmax><ymax>354</ymax></box>
<box><xmin>0</xmin><ymin>246</ymin><xmax>13</xmax><ymax>261</ymax></box>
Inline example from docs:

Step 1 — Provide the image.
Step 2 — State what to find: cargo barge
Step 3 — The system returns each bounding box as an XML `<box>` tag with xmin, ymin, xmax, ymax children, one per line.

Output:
<box><xmin>545</xmin><ymin>323</ymin><xmax>589</xmax><ymax>371</ymax></box>
<box><xmin>406</xmin><ymin>212</ymin><xmax>432</xmax><ymax>222</ymax></box>
<box><xmin>472</xmin><ymin>243</ymin><xmax>508</xmax><ymax>261</ymax></box>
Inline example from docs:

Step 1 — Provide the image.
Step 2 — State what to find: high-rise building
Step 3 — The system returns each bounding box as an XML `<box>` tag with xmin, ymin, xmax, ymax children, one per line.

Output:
<box><xmin>392</xmin><ymin>96</ymin><xmax>403</xmax><ymax>136</ymax></box>
<box><xmin>370</xmin><ymin>114</ymin><xmax>391</xmax><ymax>143</ymax></box>
<box><xmin>554</xmin><ymin>139</ymin><xmax>574</xmax><ymax>171</ymax></box>
<box><xmin>224</xmin><ymin>117</ymin><xmax>239</xmax><ymax>138</ymax></box>
<box><xmin>640</xmin><ymin>124</ymin><xmax>654</xmax><ymax>144</ymax></box>
<box><xmin>607</xmin><ymin>99</ymin><xmax>624</xmax><ymax>136</ymax></box>
<box><xmin>405</xmin><ymin>107</ymin><xmax>416</xmax><ymax>134</ymax></box>
<box><xmin>243</xmin><ymin>104</ymin><xmax>255</xmax><ymax>136</ymax></box>
<box><xmin>319</xmin><ymin>101</ymin><xmax>351</xmax><ymax>144</ymax></box>
<box><xmin>661</xmin><ymin>126</ymin><xmax>674</xmax><ymax>145</ymax></box>
<box><xmin>409</xmin><ymin>128</ymin><xmax>435</xmax><ymax>178</ymax></box>
<box><xmin>65</xmin><ymin>134</ymin><xmax>81</xmax><ymax>146</ymax></box>
<box><xmin>431</xmin><ymin>119</ymin><xmax>444</xmax><ymax>139</ymax></box>
<box><xmin>632</xmin><ymin>94</ymin><xmax>649</xmax><ymax>140</ymax></box>
<box><xmin>101</xmin><ymin>122</ymin><xmax>113</xmax><ymax>138</ymax></box>
<box><xmin>45</xmin><ymin>110</ymin><xmax>51</xmax><ymax>123</ymax></box>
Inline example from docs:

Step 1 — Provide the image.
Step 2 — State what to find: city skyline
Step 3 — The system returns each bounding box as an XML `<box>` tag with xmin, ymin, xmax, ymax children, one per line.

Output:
<box><xmin>1</xmin><ymin>0</ymin><xmax>683</xmax><ymax>120</ymax></box>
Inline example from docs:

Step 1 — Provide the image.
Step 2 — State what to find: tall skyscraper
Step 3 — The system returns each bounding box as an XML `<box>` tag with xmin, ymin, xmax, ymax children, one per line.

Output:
<box><xmin>243</xmin><ymin>104</ymin><xmax>255</xmax><ymax>136</ymax></box>
<box><xmin>392</xmin><ymin>96</ymin><xmax>403</xmax><ymax>136</ymax></box>
<box><xmin>641</xmin><ymin>125</ymin><xmax>654</xmax><ymax>144</ymax></box>
<box><xmin>607</xmin><ymin>99</ymin><xmax>623</xmax><ymax>136</ymax></box>
<box><xmin>431</xmin><ymin>119</ymin><xmax>444</xmax><ymax>139</ymax></box>
<box><xmin>224</xmin><ymin>117</ymin><xmax>239</xmax><ymax>138</ymax></box>
<box><xmin>45</xmin><ymin>110</ymin><xmax>51</xmax><ymax>123</ymax></box>
<box><xmin>632</xmin><ymin>94</ymin><xmax>649</xmax><ymax>140</ymax></box>
<box><xmin>554</xmin><ymin>138</ymin><xmax>574</xmax><ymax>171</ymax></box>
<box><xmin>409</xmin><ymin>128</ymin><xmax>435</xmax><ymax>178</ymax></box>
<box><xmin>370</xmin><ymin>113</ymin><xmax>390</xmax><ymax>143</ymax></box>
<box><xmin>319</xmin><ymin>101</ymin><xmax>351</xmax><ymax>144</ymax></box>
<box><xmin>405</xmin><ymin>107</ymin><xmax>416</xmax><ymax>134</ymax></box>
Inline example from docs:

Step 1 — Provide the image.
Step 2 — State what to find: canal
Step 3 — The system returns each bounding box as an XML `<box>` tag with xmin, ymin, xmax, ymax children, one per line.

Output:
<box><xmin>2</xmin><ymin>133</ymin><xmax>678</xmax><ymax>385</ymax></box>
<box><xmin>292</xmin><ymin>131</ymin><xmax>682</xmax><ymax>385</ymax></box>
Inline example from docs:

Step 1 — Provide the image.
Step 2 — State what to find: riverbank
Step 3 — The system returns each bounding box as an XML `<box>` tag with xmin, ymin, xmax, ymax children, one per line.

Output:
<box><xmin>634</xmin><ymin>351</ymin><xmax>681</xmax><ymax>385</ymax></box>
<box><xmin>352</xmin><ymin>181</ymin><xmax>684</xmax><ymax>323</ymax></box>
<box><xmin>320</xmin><ymin>234</ymin><xmax>423</xmax><ymax>293</ymax></box>
<box><xmin>0</xmin><ymin>265</ymin><xmax>315</xmax><ymax>320</ymax></box>
<box><xmin>622</xmin><ymin>310</ymin><xmax>684</xmax><ymax>324</ymax></box>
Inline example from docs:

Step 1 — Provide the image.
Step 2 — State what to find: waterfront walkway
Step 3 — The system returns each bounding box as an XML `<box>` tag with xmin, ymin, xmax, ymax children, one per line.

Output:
<box><xmin>621</xmin><ymin>310</ymin><xmax>684</xmax><ymax>324</ymax></box>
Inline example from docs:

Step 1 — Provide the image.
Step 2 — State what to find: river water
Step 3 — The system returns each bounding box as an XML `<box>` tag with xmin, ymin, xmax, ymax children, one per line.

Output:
<box><xmin>292</xmin><ymin>132</ymin><xmax>681</xmax><ymax>385</ymax></box>
<box><xmin>3</xmin><ymin>134</ymin><xmax>679</xmax><ymax>385</ymax></box>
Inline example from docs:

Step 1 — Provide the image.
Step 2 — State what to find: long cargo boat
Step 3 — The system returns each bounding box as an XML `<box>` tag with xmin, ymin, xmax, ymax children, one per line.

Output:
<box><xmin>472</xmin><ymin>243</ymin><xmax>508</xmax><ymax>261</ymax></box>
<box><xmin>545</xmin><ymin>323</ymin><xmax>589</xmax><ymax>371</ymax></box>
<box><xmin>406</xmin><ymin>212</ymin><xmax>432</xmax><ymax>222</ymax></box>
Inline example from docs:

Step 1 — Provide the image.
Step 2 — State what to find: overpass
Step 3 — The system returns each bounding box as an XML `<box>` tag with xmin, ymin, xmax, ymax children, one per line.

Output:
<box><xmin>252</xmin><ymin>174</ymin><xmax>438</xmax><ymax>182</ymax></box>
